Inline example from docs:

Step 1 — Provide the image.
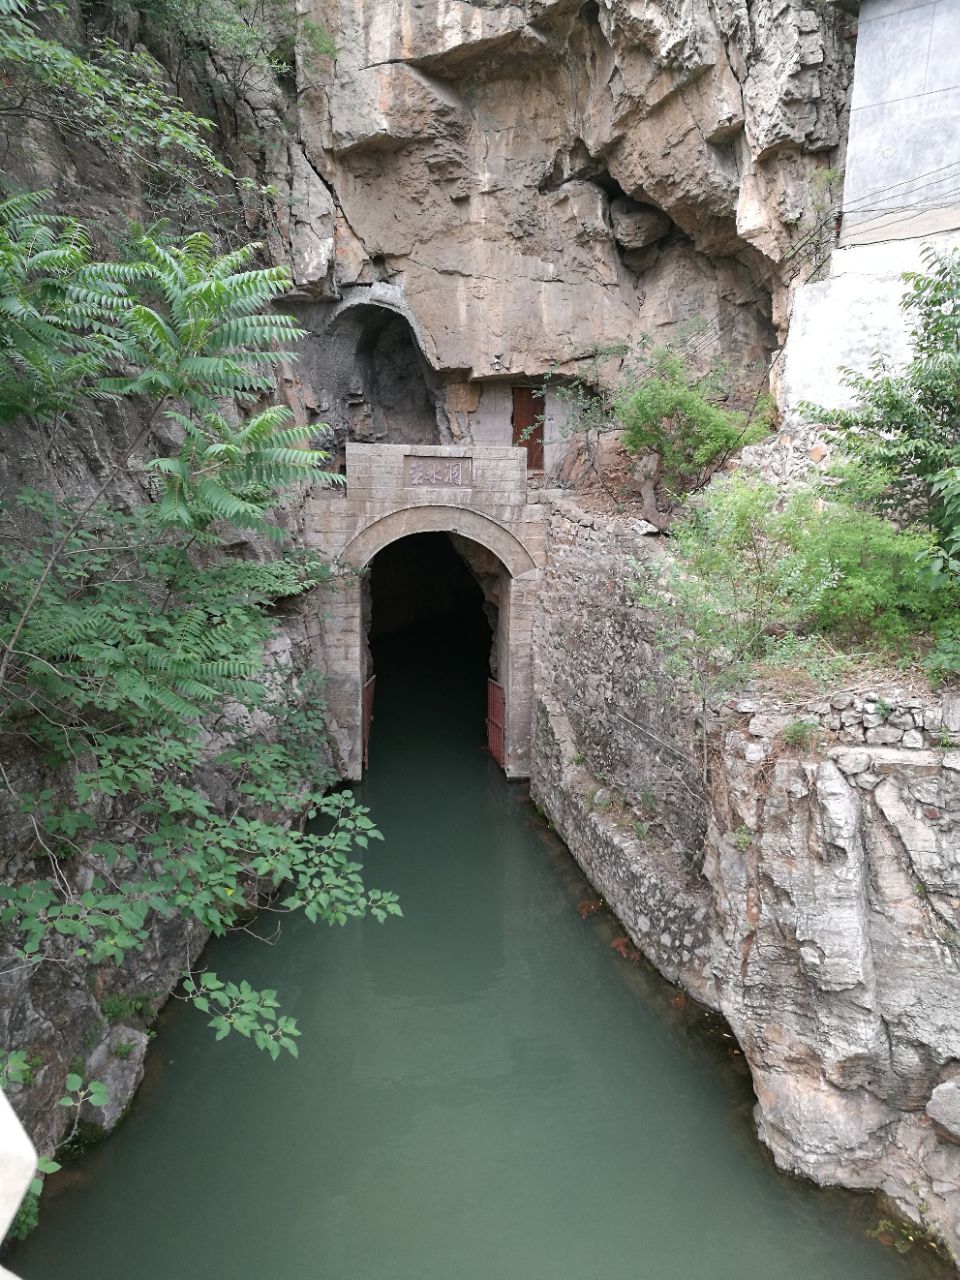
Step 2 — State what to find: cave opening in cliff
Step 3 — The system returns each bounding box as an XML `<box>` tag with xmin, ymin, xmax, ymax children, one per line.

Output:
<box><xmin>313</xmin><ymin>301</ymin><xmax>444</xmax><ymax>452</ymax></box>
<box><xmin>366</xmin><ymin>532</ymin><xmax>499</xmax><ymax>760</ymax></box>
<box><xmin>352</xmin><ymin>306</ymin><xmax>441</xmax><ymax>445</ymax></box>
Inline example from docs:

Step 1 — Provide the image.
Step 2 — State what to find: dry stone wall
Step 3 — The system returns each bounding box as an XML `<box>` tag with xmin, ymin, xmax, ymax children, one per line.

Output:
<box><xmin>531</xmin><ymin>494</ymin><xmax>960</xmax><ymax>1264</ymax></box>
<box><xmin>532</xmin><ymin>496</ymin><xmax>715</xmax><ymax>990</ymax></box>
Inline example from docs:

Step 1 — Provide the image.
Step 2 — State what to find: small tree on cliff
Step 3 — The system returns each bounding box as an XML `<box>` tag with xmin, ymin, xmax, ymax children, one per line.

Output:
<box><xmin>807</xmin><ymin>245</ymin><xmax>960</xmax><ymax>569</ymax></box>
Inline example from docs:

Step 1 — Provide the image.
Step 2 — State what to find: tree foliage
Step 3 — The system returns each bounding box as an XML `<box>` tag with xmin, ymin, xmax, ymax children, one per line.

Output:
<box><xmin>537</xmin><ymin>339</ymin><xmax>773</xmax><ymax>519</ymax></box>
<box><xmin>618</xmin><ymin>348</ymin><xmax>772</xmax><ymax>496</ymax></box>
<box><xmin>807</xmin><ymin>246</ymin><xmax>960</xmax><ymax>573</ymax></box>
<box><xmin>0</xmin><ymin>196</ymin><xmax>341</xmax><ymax>688</ymax></box>
<box><xmin>0</xmin><ymin>191</ymin><xmax>394</xmax><ymax>1108</ymax></box>
<box><xmin>120</xmin><ymin>0</ymin><xmax>337</xmax><ymax>94</ymax></box>
<box><xmin>0</xmin><ymin>0</ymin><xmax>347</xmax><ymax>1240</ymax></box>
<box><xmin>0</xmin><ymin>0</ymin><xmax>232</xmax><ymax>208</ymax></box>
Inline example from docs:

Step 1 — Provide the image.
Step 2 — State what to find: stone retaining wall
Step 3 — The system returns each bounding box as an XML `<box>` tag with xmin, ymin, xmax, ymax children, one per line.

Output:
<box><xmin>532</xmin><ymin>495</ymin><xmax>706</xmax><ymax>850</ymax></box>
<box><xmin>725</xmin><ymin>687</ymin><xmax>959</xmax><ymax>752</ymax></box>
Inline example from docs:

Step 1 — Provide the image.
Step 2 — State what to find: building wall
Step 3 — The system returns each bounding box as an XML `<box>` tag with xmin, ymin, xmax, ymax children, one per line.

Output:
<box><xmin>842</xmin><ymin>0</ymin><xmax>960</xmax><ymax>247</ymax></box>
<box><xmin>781</xmin><ymin>0</ymin><xmax>960</xmax><ymax>423</ymax></box>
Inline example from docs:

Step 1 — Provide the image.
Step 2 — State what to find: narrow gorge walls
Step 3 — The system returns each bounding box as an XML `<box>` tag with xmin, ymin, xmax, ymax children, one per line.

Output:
<box><xmin>530</xmin><ymin>494</ymin><xmax>960</xmax><ymax>1263</ymax></box>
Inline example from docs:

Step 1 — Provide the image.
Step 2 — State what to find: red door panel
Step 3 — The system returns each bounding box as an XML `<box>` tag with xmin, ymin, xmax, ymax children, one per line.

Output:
<box><xmin>512</xmin><ymin>387</ymin><xmax>544</xmax><ymax>471</ymax></box>
<box><xmin>486</xmin><ymin>678</ymin><xmax>505</xmax><ymax>769</ymax></box>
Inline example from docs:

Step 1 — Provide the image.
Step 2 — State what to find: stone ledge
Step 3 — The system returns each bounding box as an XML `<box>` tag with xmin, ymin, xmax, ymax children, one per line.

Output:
<box><xmin>830</xmin><ymin>746</ymin><xmax>946</xmax><ymax>775</ymax></box>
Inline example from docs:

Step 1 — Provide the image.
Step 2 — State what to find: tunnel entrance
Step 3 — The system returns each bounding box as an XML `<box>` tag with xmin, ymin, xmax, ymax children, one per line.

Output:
<box><xmin>309</xmin><ymin>443</ymin><xmax>542</xmax><ymax>779</ymax></box>
<box><xmin>366</xmin><ymin>533</ymin><xmax>502</xmax><ymax>769</ymax></box>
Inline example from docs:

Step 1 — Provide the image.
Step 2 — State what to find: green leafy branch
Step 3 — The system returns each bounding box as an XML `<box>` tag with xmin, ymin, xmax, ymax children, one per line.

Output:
<box><xmin>0</xmin><ymin>0</ymin><xmax>230</xmax><ymax>204</ymax></box>
<box><xmin>183</xmin><ymin>972</ymin><xmax>301</xmax><ymax>1059</ymax></box>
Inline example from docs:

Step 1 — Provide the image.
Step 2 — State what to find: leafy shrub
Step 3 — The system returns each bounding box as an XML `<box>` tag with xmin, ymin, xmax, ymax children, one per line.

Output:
<box><xmin>633</xmin><ymin>474</ymin><xmax>960</xmax><ymax>746</ymax></box>
<box><xmin>806</xmin><ymin>246</ymin><xmax>960</xmax><ymax>571</ymax></box>
<box><xmin>670</xmin><ymin>475</ymin><xmax>955</xmax><ymax>649</ymax></box>
<box><xmin>618</xmin><ymin>350</ymin><xmax>771</xmax><ymax>494</ymax></box>
<box><xmin>782</xmin><ymin>490</ymin><xmax>951</xmax><ymax>645</ymax></box>
<box><xmin>0</xmin><ymin>1</ymin><xmax>232</xmax><ymax>213</ymax></box>
<box><xmin>6</xmin><ymin>1190</ymin><xmax>39</xmax><ymax>1241</ymax></box>
<box><xmin>926</xmin><ymin>621</ymin><xmax>960</xmax><ymax>686</ymax></box>
<box><xmin>100</xmin><ymin>994</ymin><xmax>157</xmax><ymax>1025</ymax></box>
<box><xmin>781</xmin><ymin>721</ymin><xmax>821</xmax><ymax>751</ymax></box>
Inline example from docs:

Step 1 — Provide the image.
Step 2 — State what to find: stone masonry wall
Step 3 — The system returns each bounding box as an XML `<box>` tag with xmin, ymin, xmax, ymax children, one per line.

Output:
<box><xmin>531</xmin><ymin>494</ymin><xmax>960</xmax><ymax>1265</ymax></box>
<box><xmin>298</xmin><ymin>444</ymin><xmax>545</xmax><ymax>778</ymax></box>
<box><xmin>533</xmin><ymin>496</ymin><xmax>706</xmax><ymax>850</ymax></box>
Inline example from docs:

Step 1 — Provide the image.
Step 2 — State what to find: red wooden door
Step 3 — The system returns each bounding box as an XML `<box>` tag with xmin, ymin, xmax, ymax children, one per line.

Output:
<box><xmin>362</xmin><ymin>674</ymin><xmax>376</xmax><ymax>770</ymax></box>
<box><xmin>511</xmin><ymin>387</ymin><xmax>544</xmax><ymax>471</ymax></box>
<box><xmin>486</xmin><ymin>679</ymin><xmax>505</xmax><ymax>769</ymax></box>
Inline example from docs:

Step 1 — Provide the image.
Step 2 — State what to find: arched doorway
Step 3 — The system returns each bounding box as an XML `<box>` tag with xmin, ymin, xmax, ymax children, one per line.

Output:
<box><xmin>365</xmin><ymin>532</ymin><xmax>497</xmax><ymax>771</ymax></box>
<box><xmin>311</xmin><ymin>508</ymin><xmax>538</xmax><ymax>782</ymax></box>
<box><xmin>301</xmin><ymin>442</ymin><xmax>544</xmax><ymax>781</ymax></box>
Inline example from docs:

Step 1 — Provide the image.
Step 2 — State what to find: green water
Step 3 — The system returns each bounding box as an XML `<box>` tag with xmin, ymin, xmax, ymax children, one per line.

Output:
<box><xmin>11</xmin><ymin>621</ymin><xmax>949</xmax><ymax>1280</ymax></box>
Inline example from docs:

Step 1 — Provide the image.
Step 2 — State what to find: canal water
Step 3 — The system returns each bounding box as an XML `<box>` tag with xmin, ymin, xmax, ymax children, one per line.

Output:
<box><xmin>10</xmin><ymin>538</ymin><xmax>950</xmax><ymax>1279</ymax></box>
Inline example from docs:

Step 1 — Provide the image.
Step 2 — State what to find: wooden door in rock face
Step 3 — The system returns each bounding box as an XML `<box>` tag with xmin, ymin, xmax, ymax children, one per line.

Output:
<box><xmin>511</xmin><ymin>387</ymin><xmax>544</xmax><ymax>471</ymax></box>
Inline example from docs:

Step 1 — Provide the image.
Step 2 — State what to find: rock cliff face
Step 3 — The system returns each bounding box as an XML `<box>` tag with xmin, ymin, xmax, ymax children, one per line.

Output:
<box><xmin>20</xmin><ymin>0</ymin><xmax>960</xmax><ymax>1258</ymax></box>
<box><xmin>532</xmin><ymin>495</ymin><xmax>960</xmax><ymax>1264</ymax></box>
<box><xmin>270</xmin><ymin>0</ymin><xmax>855</xmax><ymax>445</ymax></box>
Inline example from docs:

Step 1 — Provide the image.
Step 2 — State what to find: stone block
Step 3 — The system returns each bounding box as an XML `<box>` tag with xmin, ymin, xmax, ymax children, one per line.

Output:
<box><xmin>927</xmin><ymin>1081</ymin><xmax>960</xmax><ymax>1143</ymax></box>
<box><xmin>832</xmin><ymin>749</ymin><xmax>870</xmax><ymax>775</ymax></box>
<box><xmin>865</xmin><ymin>726</ymin><xmax>903</xmax><ymax>745</ymax></box>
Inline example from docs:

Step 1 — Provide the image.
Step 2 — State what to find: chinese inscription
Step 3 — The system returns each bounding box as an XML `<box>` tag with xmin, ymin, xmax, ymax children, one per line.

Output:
<box><xmin>405</xmin><ymin>456</ymin><xmax>472</xmax><ymax>487</ymax></box>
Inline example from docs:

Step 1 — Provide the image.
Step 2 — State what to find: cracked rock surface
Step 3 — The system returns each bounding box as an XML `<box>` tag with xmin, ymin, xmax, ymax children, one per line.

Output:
<box><xmin>533</xmin><ymin>496</ymin><xmax>960</xmax><ymax>1266</ymax></box>
<box><xmin>287</xmin><ymin>0</ymin><xmax>854</xmax><ymax>385</ymax></box>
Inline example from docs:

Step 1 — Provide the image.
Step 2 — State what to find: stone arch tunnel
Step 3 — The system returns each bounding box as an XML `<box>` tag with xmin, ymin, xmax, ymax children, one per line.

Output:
<box><xmin>302</xmin><ymin>444</ymin><xmax>545</xmax><ymax>779</ymax></box>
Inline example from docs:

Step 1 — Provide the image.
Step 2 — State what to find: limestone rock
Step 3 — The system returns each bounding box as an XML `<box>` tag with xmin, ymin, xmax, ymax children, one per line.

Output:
<box><xmin>80</xmin><ymin>1028</ymin><xmax>150</xmax><ymax>1131</ymax></box>
<box><xmin>610</xmin><ymin>197</ymin><xmax>673</xmax><ymax>250</ymax></box>
<box><xmin>293</xmin><ymin>0</ymin><xmax>855</xmax><ymax>386</ymax></box>
<box><xmin>531</xmin><ymin>496</ymin><xmax>960</xmax><ymax>1263</ymax></box>
<box><xmin>927</xmin><ymin>1083</ymin><xmax>960</xmax><ymax>1144</ymax></box>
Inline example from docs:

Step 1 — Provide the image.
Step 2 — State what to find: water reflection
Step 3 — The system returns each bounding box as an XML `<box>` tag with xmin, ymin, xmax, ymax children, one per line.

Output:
<box><xmin>10</xmin><ymin>613</ymin><xmax>952</xmax><ymax>1280</ymax></box>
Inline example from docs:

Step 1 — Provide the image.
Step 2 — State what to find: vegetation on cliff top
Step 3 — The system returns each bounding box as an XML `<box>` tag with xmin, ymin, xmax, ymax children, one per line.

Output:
<box><xmin>633</xmin><ymin>247</ymin><xmax>960</xmax><ymax>719</ymax></box>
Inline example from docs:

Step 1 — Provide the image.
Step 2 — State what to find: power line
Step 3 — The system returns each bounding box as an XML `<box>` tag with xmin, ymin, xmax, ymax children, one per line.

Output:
<box><xmin>841</xmin><ymin>159</ymin><xmax>960</xmax><ymax>212</ymax></box>
<box><xmin>675</xmin><ymin>175</ymin><xmax>960</xmax><ymax>368</ymax></box>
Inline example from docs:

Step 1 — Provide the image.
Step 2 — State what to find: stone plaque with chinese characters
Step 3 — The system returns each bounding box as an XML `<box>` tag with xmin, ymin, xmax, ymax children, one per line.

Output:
<box><xmin>404</xmin><ymin>455</ymin><xmax>472</xmax><ymax>488</ymax></box>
